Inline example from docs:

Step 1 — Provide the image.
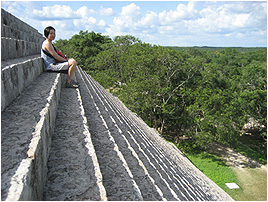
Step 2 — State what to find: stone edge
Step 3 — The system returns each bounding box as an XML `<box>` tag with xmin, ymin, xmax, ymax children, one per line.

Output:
<box><xmin>5</xmin><ymin>73</ymin><xmax>62</xmax><ymax>201</ymax></box>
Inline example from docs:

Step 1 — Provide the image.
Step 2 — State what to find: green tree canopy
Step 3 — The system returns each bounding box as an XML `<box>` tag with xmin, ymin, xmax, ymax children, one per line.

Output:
<box><xmin>55</xmin><ymin>32</ymin><xmax>267</xmax><ymax>153</ymax></box>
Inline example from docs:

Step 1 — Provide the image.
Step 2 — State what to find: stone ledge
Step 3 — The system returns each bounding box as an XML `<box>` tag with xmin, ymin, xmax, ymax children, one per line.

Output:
<box><xmin>1</xmin><ymin>72</ymin><xmax>62</xmax><ymax>201</ymax></box>
<box><xmin>1</xmin><ymin>24</ymin><xmax>44</xmax><ymax>44</ymax></box>
<box><xmin>1</xmin><ymin>55</ymin><xmax>43</xmax><ymax>111</ymax></box>
<box><xmin>1</xmin><ymin>37</ymin><xmax>42</xmax><ymax>61</ymax></box>
<box><xmin>43</xmin><ymin>87</ymin><xmax>107</xmax><ymax>201</ymax></box>
<box><xmin>79</xmin><ymin>68</ymin><xmax>234</xmax><ymax>201</ymax></box>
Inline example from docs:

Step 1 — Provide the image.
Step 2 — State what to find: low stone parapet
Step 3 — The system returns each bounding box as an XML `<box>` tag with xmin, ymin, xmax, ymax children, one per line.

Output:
<box><xmin>1</xmin><ymin>72</ymin><xmax>62</xmax><ymax>201</ymax></box>
<box><xmin>1</xmin><ymin>38</ymin><xmax>42</xmax><ymax>61</ymax></box>
<box><xmin>1</xmin><ymin>55</ymin><xmax>44</xmax><ymax>111</ymax></box>
<box><xmin>1</xmin><ymin>24</ymin><xmax>44</xmax><ymax>44</ymax></box>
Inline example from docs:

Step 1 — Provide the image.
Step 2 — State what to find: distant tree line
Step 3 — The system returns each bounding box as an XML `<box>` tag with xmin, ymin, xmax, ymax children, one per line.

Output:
<box><xmin>55</xmin><ymin>31</ymin><xmax>267</xmax><ymax>153</ymax></box>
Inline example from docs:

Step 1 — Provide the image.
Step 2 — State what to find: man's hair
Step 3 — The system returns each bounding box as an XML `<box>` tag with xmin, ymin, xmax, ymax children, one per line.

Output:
<box><xmin>44</xmin><ymin>26</ymin><xmax>55</xmax><ymax>38</ymax></box>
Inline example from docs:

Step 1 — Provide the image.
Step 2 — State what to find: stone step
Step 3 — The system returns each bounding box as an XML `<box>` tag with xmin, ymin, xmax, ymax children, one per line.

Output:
<box><xmin>76</xmin><ymin>68</ymin><xmax>144</xmax><ymax>201</ymax></box>
<box><xmin>1</xmin><ymin>37</ymin><xmax>42</xmax><ymax>61</ymax></box>
<box><xmin>1</xmin><ymin>24</ymin><xmax>44</xmax><ymax>44</ymax></box>
<box><xmin>1</xmin><ymin>72</ymin><xmax>62</xmax><ymax>201</ymax></box>
<box><xmin>77</xmin><ymin>68</ymin><xmax>234</xmax><ymax>201</ymax></box>
<box><xmin>89</xmin><ymin>72</ymin><xmax>234</xmax><ymax>201</ymax></box>
<box><xmin>76</xmin><ymin>68</ymin><xmax>168</xmax><ymax>201</ymax></box>
<box><xmin>1</xmin><ymin>55</ymin><xmax>44</xmax><ymax>111</ymax></box>
<box><xmin>1</xmin><ymin>9</ymin><xmax>44</xmax><ymax>43</ymax></box>
<box><xmin>113</xmin><ymin>90</ymin><xmax>233</xmax><ymax>201</ymax></box>
<box><xmin>78</xmin><ymin>68</ymin><xmax>191</xmax><ymax>200</ymax></box>
<box><xmin>87</xmin><ymin>82</ymin><xmax>208</xmax><ymax>199</ymax></box>
<box><xmin>104</xmin><ymin>99</ymin><xmax>227</xmax><ymax>200</ymax></box>
<box><xmin>43</xmin><ymin>87</ymin><xmax>107</xmax><ymax>201</ymax></box>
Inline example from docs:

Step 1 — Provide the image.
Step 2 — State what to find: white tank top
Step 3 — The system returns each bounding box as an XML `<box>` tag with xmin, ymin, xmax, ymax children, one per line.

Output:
<box><xmin>40</xmin><ymin>41</ymin><xmax>55</xmax><ymax>70</ymax></box>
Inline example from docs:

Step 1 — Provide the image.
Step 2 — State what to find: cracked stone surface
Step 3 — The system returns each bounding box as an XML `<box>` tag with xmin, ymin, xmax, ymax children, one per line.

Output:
<box><xmin>1</xmin><ymin>72</ymin><xmax>59</xmax><ymax>201</ymax></box>
<box><xmin>75</xmin><ymin>67</ymin><xmax>234</xmax><ymax>201</ymax></box>
<box><xmin>43</xmin><ymin>87</ymin><xmax>104</xmax><ymax>201</ymax></box>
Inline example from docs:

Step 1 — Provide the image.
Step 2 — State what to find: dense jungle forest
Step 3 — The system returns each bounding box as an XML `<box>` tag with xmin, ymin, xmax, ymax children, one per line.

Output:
<box><xmin>55</xmin><ymin>31</ymin><xmax>267</xmax><ymax>157</ymax></box>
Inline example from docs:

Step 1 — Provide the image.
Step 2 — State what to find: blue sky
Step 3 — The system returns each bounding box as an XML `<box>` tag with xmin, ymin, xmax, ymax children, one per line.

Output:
<box><xmin>1</xmin><ymin>1</ymin><xmax>267</xmax><ymax>47</ymax></box>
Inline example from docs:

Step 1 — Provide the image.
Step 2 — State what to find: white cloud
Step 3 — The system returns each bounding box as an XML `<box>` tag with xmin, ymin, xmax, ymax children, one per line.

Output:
<box><xmin>224</xmin><ymin>32</ymin><xmax>244</xmax><ymax>39</ymax></box>
<box><xmin>232</xmin><ymin>14</ymin><xmax>250</xmax><ymax>28</ymax></box>
<box><xmin>74</xmin><ymin>16</ymin><xmax>95</xmax><ymax>28</ymax></box>
<box><xmin>185</xmin><ymin>1</ymin><xmax>266</xmax><ymax>36</ymax></box>
<box><xmin>251</xmin><ymin>29</ymin><xmax>267</xmax><ymax>38</ymax></box>
<box><xmin>224</xmin><ymin>1</ymin><xmax>262</xmax><ymax>14</ymax></box>
<box><xmin>99</xmin><ymin>6</ymin><xmax>114</xmax><ymax>16</ymax></box>
<box><xmin>121</xmin><ymin>3</ymin><xmax>141</xmax><ymax>17</ymax></box>
<box><xmin>31</xmin><ymin>4</ymin><xmax>110</xmax><ymax>34</ymax></box>
<box><xmin>88</xmin><ymin>16</ymin><xmax>97</xmax><ymax>24</ymax></box>
<box><xmin>106</xmin><ymin>3</ymin><xmax>142</xmax><ymax>35</ymax></box>
<box><xmin>139</xmin><ymin>11</ymin><xmax>158</xmax><ymax>25</ymax></box>
<box><xmin>33</xmin><ymin>5</ymin><xmax>78</xmax><ymax>19</ymax></box>
<box><xmin>103</xmin><ymin>1</ymin><xmax>266</xmax><ymax>46</ymax></box>
<box><xmin>1</xmin><ymin>1</ymin><xmax>266</xmax><ymax>46</ymax></box>
<box><xmin>76</xmin><ymin>6</ymin><xmax>96</xmax><ymax>18</ymax></box>
<box><xmin>73</xmin><ymin>16</ymin><xmax>107</xmax><ymax>34</ymax></box>
<box><xmin>40</xmin><ymin>20</ymin><xmax>70</xmax><ymax>32</ymax></box>
<box><xmin>98</xmin><ymin>20</ymin><xmax>106</xmax><ymax>27</ymax></box>
<box><xmin>159</xmin><ymin>2</ymin><xmax>199</xmax><ymax>25</ymax></box>
<box><xmin>1</xmin><ymin>1</ymin><xmax>23</xmax><ymax>16</ymax></box>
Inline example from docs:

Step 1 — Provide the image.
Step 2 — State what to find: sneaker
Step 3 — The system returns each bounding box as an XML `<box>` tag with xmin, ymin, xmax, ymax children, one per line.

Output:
<box><xmin>66</xmin><ymin>79</ymin><xmax>79</xmax><ymax>85</ymax></box>
<box><xmin>66</xmin><ymin>80</ymin><xmax>79</xmax><ymax>88</ymax></box>
<box><xmin>72</xmin><ymin>79</ymin><xmax>79</xmax><ymax>85</ymax></box>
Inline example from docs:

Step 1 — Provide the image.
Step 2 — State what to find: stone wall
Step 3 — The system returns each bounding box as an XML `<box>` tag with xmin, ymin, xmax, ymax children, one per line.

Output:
<box><xmin>1</xmin><ymin>8</ymin><xmax>58</xmax><ymax>201</ymax></box>
<box><xmin>1</xmin><ymin>8</ymin><xmax>44</xmax><ymax>61</ymax></box>
<box><xmin>1</xmin><ymin>8</ymin><xmax>45</xmax><ymax>111</ymax></box>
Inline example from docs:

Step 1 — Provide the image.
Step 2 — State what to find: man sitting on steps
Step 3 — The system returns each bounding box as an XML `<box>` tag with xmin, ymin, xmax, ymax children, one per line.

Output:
<box><xmin>41</xmin><ymin>26</ymin><xmax>79</xmax><ymax>88</ymax></box>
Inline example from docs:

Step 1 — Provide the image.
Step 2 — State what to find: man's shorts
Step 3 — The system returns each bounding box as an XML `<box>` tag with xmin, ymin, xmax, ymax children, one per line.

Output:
<box><xmin>48</xmin><ymin>61</ymin><xmax>69</xmax><ymax>71</ymax></box>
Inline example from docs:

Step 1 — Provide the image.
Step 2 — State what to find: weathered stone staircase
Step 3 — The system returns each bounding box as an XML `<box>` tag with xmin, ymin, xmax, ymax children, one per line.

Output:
<box><xmin>1</xmin><ymin>9</ymin><xmax>234</xmax><ymax>201</ymax></box>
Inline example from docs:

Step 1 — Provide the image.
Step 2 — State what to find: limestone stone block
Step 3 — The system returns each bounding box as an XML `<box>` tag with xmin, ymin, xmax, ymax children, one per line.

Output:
<box><xmin>1</xmin><ymin>56</ymin><xmax>44</xmax><ymax>111</ymax></box>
